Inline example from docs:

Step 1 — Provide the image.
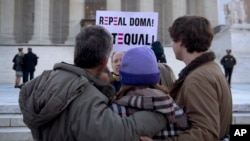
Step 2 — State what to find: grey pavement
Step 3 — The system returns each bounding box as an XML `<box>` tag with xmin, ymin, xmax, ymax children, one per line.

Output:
<box><xmin>0</xmin><ymin>83</ymin><xmax>250</xmax><ymax>111</ymax></box>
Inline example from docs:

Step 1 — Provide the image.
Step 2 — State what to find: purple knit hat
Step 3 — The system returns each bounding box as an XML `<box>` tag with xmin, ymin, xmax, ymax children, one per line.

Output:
<box><xmin>119</xmin><ymin>47</ymin><xmax>160</xmax><ymax>85</ymax></box>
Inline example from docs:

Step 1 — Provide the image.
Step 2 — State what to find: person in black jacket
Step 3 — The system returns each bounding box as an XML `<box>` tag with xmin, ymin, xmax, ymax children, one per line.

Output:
<box><xmin>220</xmin><ymin>49</ymin><xmax>237</xmax><ymax>85</ymax></box>
<box><xmin>12</xmin><ymin>48</ymin><xmax>24</xmax><ymax>88</ymax></box>
<box><xmin>23</xmin><ymin>47</ymin><xmax>38</xmax><ymax>83</ymax></box>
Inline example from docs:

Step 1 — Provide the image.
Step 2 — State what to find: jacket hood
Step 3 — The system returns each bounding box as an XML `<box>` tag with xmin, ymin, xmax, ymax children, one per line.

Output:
<box><xmin>19</xmin><ymin>62</ymin><xmax>115</xmax><ymax>129</ymax></box>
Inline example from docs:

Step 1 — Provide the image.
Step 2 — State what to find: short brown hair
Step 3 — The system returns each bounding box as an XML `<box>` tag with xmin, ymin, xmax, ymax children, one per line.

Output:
<box><xmin>168</xmin><ymin>15</ymin><xmax>213</xmax><ymax>53</ymax></box>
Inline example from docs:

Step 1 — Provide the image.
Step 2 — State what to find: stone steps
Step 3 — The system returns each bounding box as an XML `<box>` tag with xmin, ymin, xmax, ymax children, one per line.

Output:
<box><xmin>233</xmin><ymin>113</ymin><xmax>250</xmax><ymax>124</ymax></box>
<box><xmin>0</xmin><ymin>114</ymin><xmax>25</xmax><ymax>127</ymax></box>
<box><xmin>0</xmin><ymin>104</ymin><xmax>33</xmax><ymax>141</ymax></box>
<box><xmin>0</xmin><ymin>102</ymin><xmax>250</xmax><ymax>140</ymax></box>
<box><xmin>0</xmin><ymin>104</ymin><xmax>21</xmax><ymax>114</ymax></box>
<box><xmin>0</xmin><ymin>127</ymin><xmax>33</xmax><ymax>141</ymax></box>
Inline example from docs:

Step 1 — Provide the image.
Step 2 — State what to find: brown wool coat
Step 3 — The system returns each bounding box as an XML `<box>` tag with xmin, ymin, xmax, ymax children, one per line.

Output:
<box><xmin>167</xmin><ymin>52</ymin><xmax>232</xmax><ymax>141</ymax></box>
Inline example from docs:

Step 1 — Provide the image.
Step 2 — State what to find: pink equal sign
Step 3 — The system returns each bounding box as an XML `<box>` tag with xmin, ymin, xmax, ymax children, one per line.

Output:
<box><xmin>104</xmin><ymin>16</ymin><xmax>109</xmax><ymax>25</ymax></box>
<box><xmin>118</xmin><ymin>33</ymin><xmax>124</xmax><ymax>44</ymax></box>
<box><xmin>113</xmin><ymin>17</ymin><xmax>118</xmax><ymax>25</ymax></box>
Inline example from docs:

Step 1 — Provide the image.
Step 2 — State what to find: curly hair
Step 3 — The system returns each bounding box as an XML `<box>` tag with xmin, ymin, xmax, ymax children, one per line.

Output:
<box><xmin>168</xmin><ymin>15</ymin><xmax>213</xmax><ymax>53</ymax></box>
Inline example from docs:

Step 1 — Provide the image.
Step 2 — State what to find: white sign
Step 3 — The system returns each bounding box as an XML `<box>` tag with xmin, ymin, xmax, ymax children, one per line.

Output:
<box><xmin>96</xmin><ymin>11</ymin><xmax>158</xmax><ymax>52</ymax></box>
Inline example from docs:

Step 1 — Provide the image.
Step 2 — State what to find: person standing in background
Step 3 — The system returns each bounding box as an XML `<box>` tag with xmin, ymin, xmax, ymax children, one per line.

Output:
<box><xmin>110</xmin><ymin>51</ymin><xmax>125</xmax><ymax>92</ymax></box>
<box><xmin>220</xmin><ymin>49</ymin><xmax>237</xmax><ymax>86</ymax></box>
<box><xmin>23</xmin><ymin>47</ymin><xmax>38</xmax><ymax>83</ymax></box>
<box><xmin>12</xmin><ymin>48</ymin><xmax>24</xmax><ymax>88</ymax></box>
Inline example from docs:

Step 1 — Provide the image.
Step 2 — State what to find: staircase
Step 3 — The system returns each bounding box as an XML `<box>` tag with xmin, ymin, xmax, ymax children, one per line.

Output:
<box><xmin>0</xmin><ymin>84</ymin><xmax>250</xmax><ymax>140</ymax></box>
<box><xmin>1</xmin><ymin>104</ymin><xmax>250</xmax><ymax>141</ymax></box>
<box><xmin>0</xmin><ymin>103</ymin><xmax>33</xmax><ymax>141</ymax></box>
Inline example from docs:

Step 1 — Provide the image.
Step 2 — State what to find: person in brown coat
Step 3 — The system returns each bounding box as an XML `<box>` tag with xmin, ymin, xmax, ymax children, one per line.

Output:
<box><xmin>141</xmin><ymin>15</ymin><xmax>232</xmax><ymax>141</ymax></box>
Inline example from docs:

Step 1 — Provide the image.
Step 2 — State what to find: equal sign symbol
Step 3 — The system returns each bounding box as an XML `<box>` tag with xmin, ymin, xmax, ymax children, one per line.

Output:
<box><xmin>104</xmin><ymin>17</ymin><xmax>108</xmax><ymax>25</ymax></box>
<box><xmin>118</xmin><ymin>33</ymin><xmax>123</xmax><ymax>44</ymax></box>
<box><xmin>113</xmin><ymin>17</ymin><xmax>118</xmax><ymax>25</ymax></box>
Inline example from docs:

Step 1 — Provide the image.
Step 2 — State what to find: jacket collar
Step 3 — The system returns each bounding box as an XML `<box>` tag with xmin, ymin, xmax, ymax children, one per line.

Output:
<box><xmin>54</xmin><ymin>62</ymin><xmax>115</xmax><ymax>99</ymax></box>
<box><xmin>170</xmin><ymin>51</ymin><xmax>216</xmax><ymax>98</ymax></box>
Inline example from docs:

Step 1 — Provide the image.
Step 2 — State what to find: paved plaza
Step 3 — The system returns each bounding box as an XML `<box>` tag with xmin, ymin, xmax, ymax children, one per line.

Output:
<box><xmin>0</xmin><ymin>83</ymin><xmax>250</xmax><ymax>111</ymax></box>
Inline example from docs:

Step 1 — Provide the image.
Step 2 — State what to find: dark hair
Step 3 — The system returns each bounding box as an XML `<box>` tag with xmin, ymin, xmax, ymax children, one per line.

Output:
<box><xmin>18</xmin><ymin>48</ymin><xmax>23</xmax><ymax>52</ymax></box>
<box><xmin>28</xmin><ymin>48</ymin><xmax>32</xmax><ymax>52</ymax></box>
<box><xmin>168</xmin><ymin>15</ymin><xmax>213</xmax><ymax>53</ymax></box>
<box><xmin>74</xmin><ymin>25</ymin><xmax>113</xmax><ymax>68</ymax></box>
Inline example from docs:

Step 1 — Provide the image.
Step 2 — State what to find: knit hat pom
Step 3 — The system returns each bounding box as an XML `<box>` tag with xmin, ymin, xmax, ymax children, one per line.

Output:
<box><xmin>119</xmin><ymin>47</ymin><xmax>160</xmax><ymax>85</ymax></box>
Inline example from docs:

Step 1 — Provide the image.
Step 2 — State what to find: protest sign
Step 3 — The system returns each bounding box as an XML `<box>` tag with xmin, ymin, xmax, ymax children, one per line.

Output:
<box><xmin>96</xmin><ymin>11</ymin><xmax>158</xmax><ymax>52</ymax></box>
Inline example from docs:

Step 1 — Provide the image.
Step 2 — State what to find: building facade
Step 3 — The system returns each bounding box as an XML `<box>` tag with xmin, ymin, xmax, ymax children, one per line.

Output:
<box><xmin>0</xmin><ymin>0</ymin><xmax>218</xmax><ymax>46</ymax></box>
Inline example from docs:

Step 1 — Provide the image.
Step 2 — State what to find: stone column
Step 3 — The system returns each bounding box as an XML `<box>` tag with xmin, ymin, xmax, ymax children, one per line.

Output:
<box><xmin>107</xmin><ymin>0</ymin><xmax>121</xmax><ymax>10</ymax></box>
<box><xmin>65</xmin><ymin>0</ymin><xmax>84</xmax><ymax>45</ymax></box>
<box><xmin>139</xmin><ymin>0</ymin><xmax>153</xmax><ymax>12</ymax></box>
<box><xmin>0</xmin><ymin>0</ymin><xmax>16</xmax><ymax>44</ymax></box>
<box><xmin>202</xmin><ymin>0</ymin><xmax>218</xmax><ymax>27</ymax></box>
<box><xmin>188</xmin><ymin>0</ymin><xmax>218</xmax><ymax>27</ymax></box>
<box><xmin>172</xmin><ymin>0</ymin><xmax>186</xmax><ymax>20</ymax></box>
<box><xmin>29</xmin><ymin>0</ymin><xmax>51</xmax><ymax>44</ymax></box>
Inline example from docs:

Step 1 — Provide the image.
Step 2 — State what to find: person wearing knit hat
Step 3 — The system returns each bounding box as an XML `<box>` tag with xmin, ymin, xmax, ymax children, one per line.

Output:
<box><xmin>151</xmin><ymin>41</ymin><xmax>167</xmax><ymax>63</ymax></box>
<box><xmin>111</xmin><ymin>46</ymin><xmax>189</xmax><ymax>140</ymax></box>
<box><xmin>119</xmin><ymin>47</ymin><xmax>160</xmax><ymax>85</ymax></box>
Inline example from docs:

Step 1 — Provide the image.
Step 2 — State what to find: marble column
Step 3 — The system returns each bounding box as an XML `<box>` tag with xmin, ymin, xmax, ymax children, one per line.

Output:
<box><xmin>202</xmin><ymin>0</ymin><xmax>218</xmax><ymax>27</ymax></box>
<box><xmin>139</xmin><ymin>0</ymin><xmax>153</xmax><ymax>12</ymax></box>
<box><xmin>0</xmin><ymin>0</ymin><xmax>16</xmax><ymax>44</ymax></box>
<box><xmin>29</xmin><ymin>0</ymin><xmax>51</xmax><ymax>44</ymax></box>
<box><xmin>107</xmin><ymin>0</ymin><xmax>121</xmax><ymax>10</ymax></box>
<box><xmin>65</xmin><ymin>0</ymin><xmax>84</xmax><ymax>45</ymax></box>
<box><xmin>187</xmin><ymin>0</ymin><xmax>218</xmax><ymax>27</ymax></box>
<box><xmin>172</xmin><ymin>0</ymin><xmax>187</xmax><ymax>20</ymax></box>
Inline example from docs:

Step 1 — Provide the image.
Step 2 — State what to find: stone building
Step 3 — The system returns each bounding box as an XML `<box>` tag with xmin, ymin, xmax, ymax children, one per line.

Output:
<box><xmin>1</xmin><ymin>0</ymin><xmax>250</xmax><ymax>84</ymax></box>
<box><xmin>0</xmin><ymin>0</ymin><xmax>218</xmax><ymax>46</ymax></box>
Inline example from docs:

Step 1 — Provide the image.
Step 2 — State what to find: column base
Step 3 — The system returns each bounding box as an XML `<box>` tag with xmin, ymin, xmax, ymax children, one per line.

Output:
<box><xmin>28</xmin><ymin>40</ymin><xmax>51</xmax><ymax>45</ymax></box>
<box><xmin>64</xmin><ymin>36</ymin><xmax>75</xmax><ymax>45</ymax></box>
<box><xmin>28</xmin><ymin>36</ymin><xmax>51</xmax><ymax>45</ymax></box>
<box><xmin>0</xmin><ymin>35</ymin><xmax>16</xmax><ymax>44</ymax></box>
